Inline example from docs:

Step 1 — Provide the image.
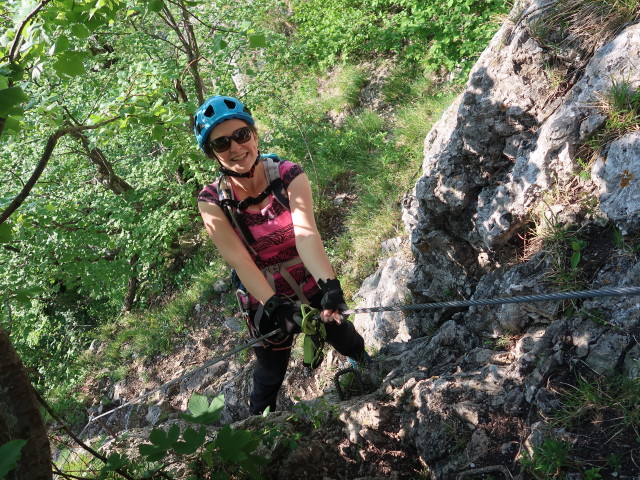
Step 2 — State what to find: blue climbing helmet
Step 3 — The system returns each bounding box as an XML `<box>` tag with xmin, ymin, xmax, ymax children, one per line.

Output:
<box><xmin>193</xmin><ymin>95</ymin><xmax>255</xmax><ymax>151</ymax></box>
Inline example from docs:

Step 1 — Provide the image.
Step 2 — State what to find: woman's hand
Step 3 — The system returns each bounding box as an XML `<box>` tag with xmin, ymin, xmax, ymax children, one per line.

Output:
<box><xmin>263</xmin><ymin>295</ymin><xmax>301</xmax><ymax>334</ymax></box>
<box><xmin>319</xmin><ymin>278</ymin><xmax>348</xmax><ymax>324</ymax></box>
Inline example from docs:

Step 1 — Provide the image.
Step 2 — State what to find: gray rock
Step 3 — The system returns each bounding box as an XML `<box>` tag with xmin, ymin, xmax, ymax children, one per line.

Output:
<box><xmin>593</xmin><ymin>132</ymin><xmax>640</xmax><ymax>234</ymax></box>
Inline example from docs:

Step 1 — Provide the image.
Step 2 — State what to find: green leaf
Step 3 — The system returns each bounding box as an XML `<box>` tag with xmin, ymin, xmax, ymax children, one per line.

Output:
<box><xmin>181</xmin><ymin>393</ymin><xmax>224</xmax><ymax>424</ymax></box>
<box><xmin>166</xmin><ymin>424</ymin><xmax>180</xmax><ymax>445</ymax></box>
<box><xmin>71</xmin><ymin>24</ymin><xmax>92</xmax><ymax>39</ymax></box>
<box><xmin>0</xmin><ymin>439</ymin><xmax>27</xmax><ymax>478</ymax></box>
<box><xmin>149</xmin><ymin>428</ymin><xmax>170</xmax><ymax>447</ymax></box>
<box><xmin>14</xmin><ymin>286</ymin><xmax>46</xmax><ymax>304</ymax></box>
<box><xmin>103</xmin><ymin>452</ymin><xmax>126</xmax><ymax>471</ymax></box>
<box><xmin>248</xmin><ymin>34</ymin><xmax>266</xmax><ymax>48</ymax></box>
<box><xmin>177</xmin><ymin>425</ymin><xmax>206</xmax><ymax>454</ymax></box>
<box><xmin>53</xmin><ymin>51</ymin><xmax>88</xmax><ymax>77</ymax></box>
<box><xmin>151</xmin><ymin>125</ymin><xmax>165</xmax><ymax>141</ymax></box>
<box><xmin>215</xmin><ymin>426</ymin><xmax>258</xmax><ymax>461</ymax></box>
<box><xmin>138</xmin><ymin>442</ymin><xmax>166</xmax><ymax>462</ymax></box>
<box><xmin>148</xmin><ymin>0</ymin><xmax>164</xmax><ymax>12</ymax></box>
<box><xmin>0</xmin><ymin>223</ymin><xmax>13</xmax><ymax>244</ymax></box>
<box><xmin>570</xmin><ymin>251</ymin><xmax>581</xmax><ymax>269</ymax></box>
<box><xmin>2</xmin><ymin>115</ymin><xmax>21</xmax><ymax>134</ymax></box>
<box><xmin>187</xmin><ymin>393</ymin><xmax>209</xmax><ymax>416</ymax></box>
<box><xmin>173</xmin><ymin>440</ymin><xmax>197</xmax><ymax>455</ymax></box>
<box><xmin>0</xmin><ymin>86</ymin><xmax>28</xmax><ymax>116</ymax></box>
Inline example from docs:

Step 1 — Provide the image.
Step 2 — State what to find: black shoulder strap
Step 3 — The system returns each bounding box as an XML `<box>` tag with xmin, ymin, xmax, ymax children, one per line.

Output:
<box><xmin>216</xmin><ymin>175</ymin><xmax>257</xmax><ymax>249</ymax></box>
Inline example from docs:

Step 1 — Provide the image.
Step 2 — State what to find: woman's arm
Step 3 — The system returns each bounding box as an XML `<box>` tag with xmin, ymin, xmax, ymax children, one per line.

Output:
<box><xmin>287</xmin><ymin>172</ymin><xmax>336</xmax><ymax>282</ymax></box>
<box><xmin>198</xmin><ymin>201</ymin><xmax>275</xmax><ymax>304</ymax></box>
<box><xmin>287</xmin><ymin>173</ymin><xmax>346</xmax><ymax>323</ymax></box>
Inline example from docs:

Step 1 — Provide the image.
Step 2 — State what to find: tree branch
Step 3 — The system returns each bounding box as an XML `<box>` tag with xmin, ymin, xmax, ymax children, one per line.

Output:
<box><xmin>164</xmin><ymin>0</ymin><xmax>241</xmax><ymax>33</ymax></box>
<box><xmin>8</xmin><ymin>0</ymin><xmax>54</xmax><ymax>62</ymax></box>
<box><xmin>34</xmin><ymin>389</ymin><xmax>137</xmax><ymax>480</ymax></box>
<box><xmin>0</xmin><ymin>118</ymin><xmax>119</xmax><ymax>225</ymax></box>
<box><xmin>70</xmin><ymin>130</ymin><xmax>134</xmax><ymax>195</ymax></box>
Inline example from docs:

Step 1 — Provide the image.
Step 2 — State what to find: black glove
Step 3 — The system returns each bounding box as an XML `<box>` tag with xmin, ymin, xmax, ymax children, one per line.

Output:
<box><xmin>319</xmin><ymin>278</ymin><xmax>348</xmax><ymax>314</ymax></box>
<box><xmin>262</xmin><ymin>295</ymin><xmax>301</xmax><ymax>335</ymax></box>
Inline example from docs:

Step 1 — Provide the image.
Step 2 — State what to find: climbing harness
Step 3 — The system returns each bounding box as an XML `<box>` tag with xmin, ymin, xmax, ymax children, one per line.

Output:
<box><xmin>89</xmin><ymin>285</ymin><xmax>640</xmax><ymax>421</ymax></box>
<box><xmin>217</xmin><ymin>154</ymin><xmax>315</xmax><ymax>345</ymax></box>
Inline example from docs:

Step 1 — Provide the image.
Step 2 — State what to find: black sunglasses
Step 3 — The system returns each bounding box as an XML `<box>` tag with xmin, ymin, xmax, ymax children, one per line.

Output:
<box><xmin>208</xmin><ymin>126</ymin><xmax>253</xmax><ymax>153</ymax></box>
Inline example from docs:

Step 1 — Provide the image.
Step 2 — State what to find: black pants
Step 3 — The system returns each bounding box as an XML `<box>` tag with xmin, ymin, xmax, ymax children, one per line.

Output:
<box><xmin>248</xmin><ymin>293</ymin><xmax>366</xmax><ymax>415</ymax></box>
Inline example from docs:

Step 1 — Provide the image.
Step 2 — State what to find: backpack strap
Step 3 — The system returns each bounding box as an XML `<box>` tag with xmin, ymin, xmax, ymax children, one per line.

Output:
<box><xmin>262</xmin><ymin>154</ymin><xmax>290</xmax><ymax>210</ymax></box>
<box><xmin>215</xmin><ymin>155</ymin><xmax>314</xmax><ymax>343</ymax></box>
<box><xmin>217</xmin><ymin>175</ymin><xmax>258</xmax><ymax>256</ymax></box>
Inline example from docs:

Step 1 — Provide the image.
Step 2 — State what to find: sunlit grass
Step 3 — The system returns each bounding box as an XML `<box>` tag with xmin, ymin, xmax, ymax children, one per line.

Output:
<box><xmin>317</xmin><ymin>64</ymin><xmax>368</xmax><ymax>112</ymax></box>
<box><xmin>589</xmin><ymin>80</ymin><xmax>640</xmax><ymax>152</ymax></box>
<box><xmin>394</xmin><ymin>91</ymin><xmax>459</xmax><ymax>149</ymax></box>
<box><xmin>553</xmin><ymin>374</ymin><xmax>640</xmax><ymax>434</ymax></box>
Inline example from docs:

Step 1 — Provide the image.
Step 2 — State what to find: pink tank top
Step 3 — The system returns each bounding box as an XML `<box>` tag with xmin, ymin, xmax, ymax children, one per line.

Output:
<box><xmin>198</xmin><ymin>159</ymin><xmax>320</xmax><ymax>307</ymax></box>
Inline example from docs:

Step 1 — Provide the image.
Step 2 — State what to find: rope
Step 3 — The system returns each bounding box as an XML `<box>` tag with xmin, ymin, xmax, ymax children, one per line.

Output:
<box><xmin>89</xmin><ymin>329</ymin><xmax>280</xmax><ymax>423</ymax></box>
<box><xmin>343</xmin><ymin>285</ymin><xmax>640</xmax><ymax>315</ymax></box>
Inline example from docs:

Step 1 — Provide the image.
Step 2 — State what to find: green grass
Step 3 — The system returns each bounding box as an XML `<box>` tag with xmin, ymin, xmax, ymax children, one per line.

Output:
<box><xmin>317</xmin><ymin>64</ymin><xmax>368</xmax><ymax>112</ymax></box>
<box><xmin>81</xmin><ymin>256</ymin><xmax>229</xmax><ymax>379</ymax></box>
<box><xmin>532</xmin><ymin>201</ymin><xmax>589</xmax><ymax>291</ymax></box>
<box><xmin>520</xmin><ymin>373</ymin><xmax>640</xmax><ymax>478</ymax></box>
<box><xmin>589</xmin><ymin>80</ymin><xmax>640</xmax><ymax>151</ymax></box>
<box><xmin>553</xmin><ymin>374</ymin><xmax>640</xmax><ymax>435</ymax></box>
<box><xmin>521</xmin><ymin>438</ymin><xmax>573</xmax><ymax>479</ymax></box>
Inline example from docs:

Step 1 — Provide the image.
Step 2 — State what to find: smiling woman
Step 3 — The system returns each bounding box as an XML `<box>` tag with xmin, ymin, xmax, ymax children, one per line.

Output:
<box><xmin>193</xmin><ymin>95</ymin><xmax>369</xmax><ymax>416</ymax></box>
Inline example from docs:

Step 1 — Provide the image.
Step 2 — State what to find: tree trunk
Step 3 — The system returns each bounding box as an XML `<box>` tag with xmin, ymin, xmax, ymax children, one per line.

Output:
<box><xmin>120</xmin><ymin>254</ymin><xmax>140</xmax><ymax>313</ymax></box>
<box><xmin>0</xmin><ymin>328</ymin><xmax>52</xmax><ymax>480</ymax></box>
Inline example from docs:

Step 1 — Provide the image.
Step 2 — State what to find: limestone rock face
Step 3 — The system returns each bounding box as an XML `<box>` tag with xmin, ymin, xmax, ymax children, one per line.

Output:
<box><xmin>593</xmin><ymin>132</ymin><xmax>640</xmax><ymax>234</ymax></box>
<box><xmin>350</xmin><ymin>3</ymin><xmax>640</xmax><ymax>479</ymax></box>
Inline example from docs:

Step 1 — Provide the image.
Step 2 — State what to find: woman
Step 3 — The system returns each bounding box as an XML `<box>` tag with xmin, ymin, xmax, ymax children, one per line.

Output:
<box><xmin>194</xmin><ymin>95</ymin><xmax>368</xmax><ymax>415</ymax></box>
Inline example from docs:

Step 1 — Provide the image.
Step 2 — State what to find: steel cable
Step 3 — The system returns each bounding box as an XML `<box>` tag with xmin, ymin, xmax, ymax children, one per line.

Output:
<box><xmin>343</xmin><ymin>286</ymin><xmax>640</xmax><ymax>314</ymax></box>
<box><xmin>89</xmin><ymin>329</ymin><xmax>280</xmax><ymax>423</ymax></box>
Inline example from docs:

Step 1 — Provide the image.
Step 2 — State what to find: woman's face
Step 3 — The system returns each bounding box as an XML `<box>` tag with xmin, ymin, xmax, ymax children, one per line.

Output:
<box><xmin>209</xmin><ymin>119</ymin><xmax>258</xmax><ymax>175</ymax></box>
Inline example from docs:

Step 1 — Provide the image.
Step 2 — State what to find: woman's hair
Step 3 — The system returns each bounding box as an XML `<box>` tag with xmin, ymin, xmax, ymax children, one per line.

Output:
<box><xmin>202</xmin><ymin>121</ymin><xmax>257</xmax><ymax>160</ymax></box>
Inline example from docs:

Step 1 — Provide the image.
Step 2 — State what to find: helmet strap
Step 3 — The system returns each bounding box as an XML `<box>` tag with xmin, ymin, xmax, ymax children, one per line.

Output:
<box><xmin>218</xmin><ymin>153</ymin><xmax>261</xmax><ymax>178</ymax></box>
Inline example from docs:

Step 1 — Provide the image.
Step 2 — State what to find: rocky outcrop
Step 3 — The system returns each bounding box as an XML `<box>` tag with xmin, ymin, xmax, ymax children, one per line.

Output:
<box><xmin>349</xmin><ymin>2</ymin><xmax>640</xmax><ymax>479</ymax></box>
